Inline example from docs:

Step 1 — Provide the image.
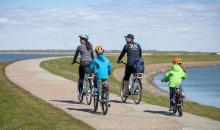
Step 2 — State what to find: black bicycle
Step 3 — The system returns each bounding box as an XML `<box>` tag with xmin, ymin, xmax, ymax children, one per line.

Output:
<box><xmin>93</xmin><ymin>79</ymin><xmax>109</xmax><ymax>115</ymax></box>
<box><xmin>173</xmin><ymin>88</ymin><xmax>183</xmax><ymax>116</ymax></box>
<box><xmin>73</xmin><ymin>62</ymin><xmax>93</xmax><ymax>105</ymax></box>
<box><xmin>120</xmin><ymin>61</ymin><xmax>143</xmax><ymax>104</ymax></box>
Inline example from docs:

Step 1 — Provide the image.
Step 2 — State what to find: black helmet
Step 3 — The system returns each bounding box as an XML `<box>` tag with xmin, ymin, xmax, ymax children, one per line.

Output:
<box><xmin>124</xmin><ymin>34</ymin><xmax>134</xmax><ymax>39</ymax></box>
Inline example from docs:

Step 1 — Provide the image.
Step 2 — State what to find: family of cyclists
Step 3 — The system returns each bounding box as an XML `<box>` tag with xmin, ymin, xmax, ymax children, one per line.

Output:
<box><xmin>72</xmin><ymin>33</ymin><xmax>187</xmax><ymax>115</ymax></box>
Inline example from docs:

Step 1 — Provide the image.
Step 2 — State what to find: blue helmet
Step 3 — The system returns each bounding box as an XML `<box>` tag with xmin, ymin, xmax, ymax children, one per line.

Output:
<box><xmin>79</xmin><ymin>34</ymin><xmax>89</xmax><ymax>40</ymax></box>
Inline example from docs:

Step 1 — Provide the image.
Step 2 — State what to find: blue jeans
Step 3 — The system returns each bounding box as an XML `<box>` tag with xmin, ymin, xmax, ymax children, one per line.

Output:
<box><xmin>93</xmin><ymin>77</ymin><xmax>108</xmax><ymax>94</ymax></box>
<box><xmin>169</xmin><ymin>86</ymin><xmax>183</xmax><ymax>107</ymax></box>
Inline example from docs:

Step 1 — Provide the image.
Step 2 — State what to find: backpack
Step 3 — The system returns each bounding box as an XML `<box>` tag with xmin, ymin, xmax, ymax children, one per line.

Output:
<box><xmin>132</xmin><ymin>58</ymin><xmax>145</xmax><ymax>73</ymax></box>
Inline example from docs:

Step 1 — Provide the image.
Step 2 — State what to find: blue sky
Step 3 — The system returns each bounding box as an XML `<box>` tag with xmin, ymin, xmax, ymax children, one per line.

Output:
<box><xmin>0</xmin><ymin>0</ymin><xmax>220</xmax><ymax>52</ymax></box>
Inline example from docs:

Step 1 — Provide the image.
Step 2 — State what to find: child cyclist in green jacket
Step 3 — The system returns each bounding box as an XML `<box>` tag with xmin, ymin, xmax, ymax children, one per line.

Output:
<box><xmin>161</xmin><ymin>57</ymin><xmax>187</xmax><ymax>111</ymax></box>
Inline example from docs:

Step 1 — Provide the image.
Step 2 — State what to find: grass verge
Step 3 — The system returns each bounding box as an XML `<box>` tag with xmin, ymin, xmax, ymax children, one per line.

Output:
<box><xmin>0</xmin><ymin>61</ymin><xmax>94</xmax><ymax>130</ymax></box>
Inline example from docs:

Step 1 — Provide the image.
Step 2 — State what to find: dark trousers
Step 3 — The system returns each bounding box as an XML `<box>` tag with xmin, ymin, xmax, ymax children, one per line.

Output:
<box><xmin>93</xmin><ymin>77</ymin><xmax>108</xmax><ymax>93</ymax></box>
<box><xmin>78</xmin><ymin>63</ymin><xmax>90</xmax><ymax>93</ymax></box>
<box><xmin>123</xmin><ymin>65</ymin><xmax>133</xmax><ymax>81</ymax></box>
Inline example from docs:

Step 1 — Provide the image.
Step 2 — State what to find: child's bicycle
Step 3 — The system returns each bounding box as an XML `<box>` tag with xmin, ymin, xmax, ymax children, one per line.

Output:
<box><xmin>173</xmin><ymin>88</ymin><xmax>183</xmax><ymax>116</ymax></box>
<box><xmin>93</xmin><ymin>79</ymin><xmax>109</xmax><ymax>115</ymax></box>
<box><xmin>120</xmin><ymin>61</ymin><xmax>143</xmax><ymax>104</ymax></box>
<box><xmin>73</xmin><ymin>62</ymin><xmax>93</xmax><ymax>105</ymax></box>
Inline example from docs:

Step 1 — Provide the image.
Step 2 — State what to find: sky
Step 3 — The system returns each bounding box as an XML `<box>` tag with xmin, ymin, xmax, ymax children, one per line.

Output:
<box><xmin>0</xmin><ymin>0</ymin><xmax>220</xmax><ymax>52</ymax></box>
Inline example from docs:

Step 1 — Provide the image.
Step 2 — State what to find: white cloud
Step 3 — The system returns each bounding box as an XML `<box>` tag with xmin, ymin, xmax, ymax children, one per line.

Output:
<box><xmin>0</xmin><ymin>17</ymin><xmax>9</xmax><ymax>24</ymax></box>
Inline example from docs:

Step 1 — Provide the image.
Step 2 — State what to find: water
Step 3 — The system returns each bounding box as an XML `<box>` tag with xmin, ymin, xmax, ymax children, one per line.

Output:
<box><xmin>154</xmin><ymin>66</ymin><xmax>220</xmax><ymax>108</ymax></box>
<box><xmin>0</xmin><ymin>54</ymin><xmax>73</xmax><ymax>62</ymax></box>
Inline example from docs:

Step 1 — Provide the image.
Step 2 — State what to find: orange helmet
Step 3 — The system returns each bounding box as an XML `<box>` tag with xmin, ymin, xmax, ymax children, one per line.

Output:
<box><xmin>172</xmin><ymin>57</ymin><xmax>182</xmax><ymax>64</ymax></box>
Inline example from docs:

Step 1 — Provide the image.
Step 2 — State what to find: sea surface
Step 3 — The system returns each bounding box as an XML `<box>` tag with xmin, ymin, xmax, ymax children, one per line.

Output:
<box><xmin>0</xmin><ymin>53</ymin><xmax>72</xmax><ymax>62</ymax></box>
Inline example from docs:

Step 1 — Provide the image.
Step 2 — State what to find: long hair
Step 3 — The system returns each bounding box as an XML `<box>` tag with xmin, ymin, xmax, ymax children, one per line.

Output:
<box><xmin>85</xmin><ymin>39</ymin><xmax>92</xmax><ymax>51</ymax></box>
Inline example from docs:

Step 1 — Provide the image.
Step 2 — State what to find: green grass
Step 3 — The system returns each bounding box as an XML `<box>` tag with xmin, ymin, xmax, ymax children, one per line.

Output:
<box><xmin>41</xmin><ymin>55</ymin><xmax>220</xmax><ymax>121</ymax></box>
<box><xmin>0</xmin><ymin>62</ymin><xmax>94</xmax><ymax>130</ymax></box>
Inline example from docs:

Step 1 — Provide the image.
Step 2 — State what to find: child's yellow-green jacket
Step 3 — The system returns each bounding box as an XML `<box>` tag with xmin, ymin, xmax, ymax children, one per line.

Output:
<box><xmin>161</xmin><ymin>64</ymin><xmax>187</xmax><ymax>88</ymax></box>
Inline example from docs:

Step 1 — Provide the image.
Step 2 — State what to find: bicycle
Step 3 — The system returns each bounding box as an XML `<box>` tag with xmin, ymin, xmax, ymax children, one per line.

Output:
<box><xmin>120</xmin><ymin>61</ymin><xmax>143</xmax><ymax>104</ymax></box>
<box><xmin>173</xmin><ymin>87</ymin><xmax>183</xmax><ymax>117</ymax></box>
<box><xmin>93</xmin><ymin>79</ymin><xmax>109</xmax><ymax>115</ymax></box>
<box><xmin>72</xmin><ymin>61</ymin><xmax>93</xmax><ymax>105</ymax></box>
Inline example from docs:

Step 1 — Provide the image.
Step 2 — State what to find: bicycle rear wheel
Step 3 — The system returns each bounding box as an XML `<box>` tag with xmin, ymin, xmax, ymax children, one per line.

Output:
<box><xmin>94</xmin><ymin>94</ymin><xmax>99</xmax><ymax>112</ymax></box>
<box><xmin>101</xmin><ymin>91</ymin><xmax>109</xmax><ymax>115</ymax></box>
<box><xmin>177</xmin><ymin>100</ymin><xmax>183</xmax><ymax>117</ymax></box>
<box><xmin>132</xmin><ymin>79</ymin><xmax>142</xmax><ymax>104</ymax></box>
<box><xmin>173</xmin><ymin>106</ymin><xmax>177</xmax><ymax>113</ymax></box>
<box><xmin>77</xmin><ymin>85</ymin><xmax>84</xmax><ymax>103</ymax></box>
<box><xmin>120</xmin><ymin>81</ymin><xmax>128</xmax><ymax>102</ymax></box>
<box><xmin>86</xmin><ymin>81</ymin><xmax>93</xmax><ymax>105</ymax></box>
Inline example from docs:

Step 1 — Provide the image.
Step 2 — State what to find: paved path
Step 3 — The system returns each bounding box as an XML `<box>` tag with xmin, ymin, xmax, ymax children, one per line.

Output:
<box><xmin>5</xmin><ymin>58</ymin><xmax>220</xmax><ymax>130</ymax></box>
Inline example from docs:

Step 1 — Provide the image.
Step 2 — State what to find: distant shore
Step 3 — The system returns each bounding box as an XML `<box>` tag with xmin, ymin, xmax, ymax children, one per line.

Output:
<box><xmin>0</xmin><ymin>52</ymin><xmax>74</xmax><ymax>54</ymax></box>
<box><xmin>0</xmin><ymin>50</ymin><xmax>218</xmax><ymax>55</ymax></box>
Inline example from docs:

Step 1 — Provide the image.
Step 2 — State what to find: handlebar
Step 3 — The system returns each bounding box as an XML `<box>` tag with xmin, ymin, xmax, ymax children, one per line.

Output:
<box><xmin>119</xmin><ymin>61</ymin><xmax>127</xmax><ymax>65</ymax></box>
<box><xmin>72</xmin><ymin>61</ymin><xmax>80</xmax><ymax>64</ymax></box>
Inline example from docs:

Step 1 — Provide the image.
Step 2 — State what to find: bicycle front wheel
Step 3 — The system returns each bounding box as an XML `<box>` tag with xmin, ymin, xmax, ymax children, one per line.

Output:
<box><xmin>132</xmin><ymin>79</ymin><xmax>142</xmax><ymax>104</ymax></box>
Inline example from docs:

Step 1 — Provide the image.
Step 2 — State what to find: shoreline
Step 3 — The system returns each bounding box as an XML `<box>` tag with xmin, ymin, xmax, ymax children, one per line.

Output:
<box><xmin>114</xmin><ymin>61</ymin><xmax>220</xmax><ymax>97</ymax></box>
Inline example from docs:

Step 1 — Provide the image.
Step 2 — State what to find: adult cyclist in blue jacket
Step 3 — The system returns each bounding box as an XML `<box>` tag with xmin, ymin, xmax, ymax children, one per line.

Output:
<box><xmin>117</xmin><ymin>34</ymin><xmax>142</xmax><ymax>95</ymax></box>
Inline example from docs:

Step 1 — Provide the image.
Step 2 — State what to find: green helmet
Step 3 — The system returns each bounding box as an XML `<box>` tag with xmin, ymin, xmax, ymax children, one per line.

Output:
<box><xmin>79</xmin><ymin>34</ymin><xmax>89</xmax><ymax>40</ymax></box>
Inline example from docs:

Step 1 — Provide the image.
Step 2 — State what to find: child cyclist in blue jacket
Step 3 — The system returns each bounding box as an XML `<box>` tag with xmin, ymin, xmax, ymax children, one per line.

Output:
<box><xmin>88</xmin><ymin>45</ymin><xmax>112</xmax><ymax>98</ymax></box>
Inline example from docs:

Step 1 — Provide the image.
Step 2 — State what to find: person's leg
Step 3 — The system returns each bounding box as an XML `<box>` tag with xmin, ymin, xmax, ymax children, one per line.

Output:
<box><xmin>93</xmin><ymin>77</ymin><xmax>99</xmax><ymax>95</ymax></box>
<box><xmin>83</xmin><ymin>62</ymin><xmax>90</xmax><ymax>74</ymax></box>
<box><xmin>102</xmin><ymin>79</ymin><xmax>111</xmax><ymax>107</ymax></box>
<box><xmin>78</xmin><ymin>65</ymin><xmax>85</xmax><ymax>94</ymax></box>
<box><xmin>169</xmin><ymin>87</ymin><xmax>175</xmax><ymax>110</ymax></box>
<box><xmin>123</xmin><ymin>65</ymin><xmax>132</xmax><ymax>93</ymax></box>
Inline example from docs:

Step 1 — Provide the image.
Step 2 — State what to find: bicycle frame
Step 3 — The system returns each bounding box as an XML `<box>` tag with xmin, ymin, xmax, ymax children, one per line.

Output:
<box><xmin>120</xmin><ymin>61</ymin><xmax>143</xmax><ymax>104</ymax></box>
<box><xmin>72</xmin><ymin>61</ymin><xmax>93</xmax><ymax>104</ymax></box>
<box><xmin>174</xmin><ymin>88</ymin><xmax>182</xmax><ymax>106</ymax></box>
<box><xmin>173</xmin><ymin>88</ymin><xmax>183</xmax><ymax>116</ymax></box>
<box><xmin>93</xmin><ymin>79</ymin><xmax>109</xmax><ymax>115</ymax></box>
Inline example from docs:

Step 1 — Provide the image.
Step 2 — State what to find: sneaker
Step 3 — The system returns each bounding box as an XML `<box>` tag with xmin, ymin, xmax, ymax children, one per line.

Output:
<box><xmin>182</xmin><ymin>94</ymin><xmax>186</xmax><ymax>98</ymax></box>
<box><xmin>123</xmin><ymin>91</ymin><xmax>129</xmax><ymax>97</ymax></box>
<box><xmin>78</xmin><ymin>93</ymin><xmax>82</xmax><ymax>100</ymax></box>
<box><xmin>169</xmin><ymin>106</ymin><xmax>174</xmax><ymax>111</ymax></box>
<box><xmin>181</xmin><ymin>91</ymin><xmax>186</xmax><ymax>98</ymax></box>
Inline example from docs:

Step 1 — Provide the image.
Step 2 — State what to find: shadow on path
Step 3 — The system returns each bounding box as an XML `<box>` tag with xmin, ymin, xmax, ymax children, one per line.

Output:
<box><xmin>110</xmin><ymin>99</ymin><xmax>133</xmax><ymax>104</ymax></box>
<box><xmin>51</xmin><ymin>100</ymin><xmax>81</xmax><ymax>104</ymax></box>
<box><xmin>67</xmin><ymin>107</ymin><xmax>102</xmax><ymax>115</ymax></box>
<box><xmin>144</xmin><ymin>109</ymin><xmax>176</xmax><ymax>116</ymax></box>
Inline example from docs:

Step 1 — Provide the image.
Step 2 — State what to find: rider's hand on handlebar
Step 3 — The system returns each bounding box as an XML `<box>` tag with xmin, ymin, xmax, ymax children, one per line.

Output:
<box><xmin>72</xmin><ymin>61</ymin><xmax>79</xmax><ymax>64</ymax></box>
<box><xmin>161</xmin><ymin>79</ymin><xmax>168</xmax><ymax>82</ymax></box>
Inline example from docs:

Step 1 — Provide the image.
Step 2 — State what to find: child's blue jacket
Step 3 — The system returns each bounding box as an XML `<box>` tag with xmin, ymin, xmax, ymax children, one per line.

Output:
<box><xmin>88</xmin><ymin>54</ymin><xmax>112</xmax><ymax>79</ymax></box>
